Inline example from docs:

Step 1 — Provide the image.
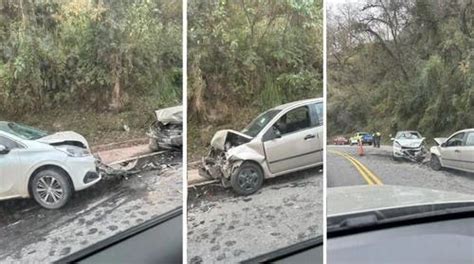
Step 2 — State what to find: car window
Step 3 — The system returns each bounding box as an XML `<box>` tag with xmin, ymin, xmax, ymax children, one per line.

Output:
<box><xmin>465</xmin><ymin>133</ymin><xmax>474</xmax><ymax>146</ymax></box>
<box><xmin>0</xmin><ymin>135</ymin><xmax>21</xmax><ymax>149</ymax></box>
<box><xmin>446</xmin><ymin>133</ymin><xmax>465</xmax><ymax>147</ymax></box>
<box><xmin>276</xmin><ymin>106</ymin><xmax>311</xmax><ymax>135</ymax></box>
<box><xmin>242</xmin><ymin>109</ymin><xmax>281</xmax><ymax>137</ymax></box>
<box><xmin>0</xmin><ymin>122</ymin><xmax>49</xmax><ymax>140</ymax></box>
<box><xmin>396</xmin><ymin>131</ymin><xmax>421</xmax><ymax>139</ymax></box>
<box><xmin>313</xmin><ymin>102</ymin><xmax>323</xmax><ymax>126</ymax></box>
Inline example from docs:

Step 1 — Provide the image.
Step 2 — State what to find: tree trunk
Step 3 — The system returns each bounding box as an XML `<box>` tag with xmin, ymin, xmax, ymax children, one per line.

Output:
<box><xmin>110</xmin><ymin>54</ymin><xmax>122</xmax><ymax>112</ymax></box>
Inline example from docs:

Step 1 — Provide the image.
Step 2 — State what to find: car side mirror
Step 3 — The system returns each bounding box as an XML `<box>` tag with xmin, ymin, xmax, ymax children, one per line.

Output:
<box><xmin>0</xmin><ymin>144</ymin><xmax>10</xmax><ymax>155</ymax></box>
<box><xmin>273</xmin><ymin>126</ymin><xmax>281</xmax><ymax>139</ymax></box>
<box><xmin>390</xmin><ymin>138</ymin><xmax>395</xmax><ymax>141</ymax></box>
<box><xmin>441</xmin><ymin>143</ymin><xmax>446</xmax><ymax>148</ymax></box>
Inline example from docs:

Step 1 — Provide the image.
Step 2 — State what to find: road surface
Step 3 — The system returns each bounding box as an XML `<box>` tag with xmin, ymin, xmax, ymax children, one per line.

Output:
<box><xmin>328</xmin><ymin>145</ymin><xmax>474</xmax><ymax>195</ymax></box>
<box><xmin>187</xmin><ymin>167</ymin><xmax>323</xmax><ymax>263</ymax></box>
<box><xmin>0</xmin><ymin>151</ymin><xmax>182</xmax><ymax>263</ymax></box>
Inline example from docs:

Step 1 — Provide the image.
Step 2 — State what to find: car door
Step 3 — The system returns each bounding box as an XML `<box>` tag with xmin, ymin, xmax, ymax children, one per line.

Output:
<box><xmin>440</xmin><ymin>132</ymin><xmax>465</xmax><ymax>169</ymax></box>
<box><xmin>459</xmin><ymin>132</ymin><xmax>474</xmax><ymax>171</ymax></box>
<box><xmin>263</xmin><ymin>105</ymin><xmax>320</xmax><ymax>174</ymax></box>
<box><xmin>0</xmin><ymin>135</ymin><xmax>24</xmax><ymax>197</ymax></box>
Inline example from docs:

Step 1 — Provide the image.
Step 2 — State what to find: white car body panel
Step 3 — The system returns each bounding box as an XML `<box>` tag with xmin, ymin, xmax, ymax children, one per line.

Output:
<box><xmin>0</xmin><ymin>129</ymin><xmax>100</xmax><ymax>202</ymax></box>
<box><xmin>430</xmin><ymin>129</ymin><xmax>474</xmax><ymax>173</ymax></box>
<box><xmin>36</xmin><ymin>131</ymin><xmax>90</xmax><ymax>149</ymax></box>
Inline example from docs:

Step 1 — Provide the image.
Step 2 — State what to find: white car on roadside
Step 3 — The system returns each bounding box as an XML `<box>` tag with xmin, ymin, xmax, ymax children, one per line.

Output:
<box><xmin>430</xmin><ymin>128</ymin><xmax>474</xmax><ymax>173</ymax></box>
<box><xmin>0</xmin><ymin>122</ymin><xmax>101</xmax><ymax>209</ymax></box>
<box><xmin>391</xmin><ymin>130</ymin><xmax>427</xmax><ymax>162</ymax></box>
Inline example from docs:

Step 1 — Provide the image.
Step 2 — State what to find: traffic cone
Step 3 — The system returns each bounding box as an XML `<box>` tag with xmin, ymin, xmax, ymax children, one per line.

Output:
<box><xmin>358</xmin><ymin>140</ymin><xmax>365</xmax><ymax>156</ymax></box>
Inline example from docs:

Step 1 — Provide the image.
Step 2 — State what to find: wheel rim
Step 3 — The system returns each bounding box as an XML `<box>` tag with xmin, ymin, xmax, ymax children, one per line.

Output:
<box><xmin>36</xmin><ymin>175</ymin><xmax>64</xmax><ymax>205</ymax></box>
<box><xmin>237</xmin><ymin>168</ymin><xmax>259</xmax><ymax>191</ymax></box>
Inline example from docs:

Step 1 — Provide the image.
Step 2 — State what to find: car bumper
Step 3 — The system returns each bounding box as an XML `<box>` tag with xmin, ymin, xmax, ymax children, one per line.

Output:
<box><xmin>393</xmin><ymin>146</ymin><xmax>424</xmax><ymax>158</ymax></box>
<box><xmin>65</xmin><ymin>155</ymin><xmax>102</xmax><ymax>191</ymax></box>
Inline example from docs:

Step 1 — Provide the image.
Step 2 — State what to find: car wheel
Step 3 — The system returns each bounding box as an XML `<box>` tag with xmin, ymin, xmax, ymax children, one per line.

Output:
<box><xmin>430</xmin><ymin>155</ymin><xmax>442</xmax><ymax>171</ymax></box>
<box><xmin>392</xmin><ymin>154</ymin><xmax>401</xmax><ymax>162</ymax></box>
<box><xmin>31</xmin><ymin>169</ymin><xmax>72</xmax><ymax>209</ymax></box>
<box><xmin>230</xmin><ymin>162</ymin><xmax>264</xmax><ymax>196</ymax></box>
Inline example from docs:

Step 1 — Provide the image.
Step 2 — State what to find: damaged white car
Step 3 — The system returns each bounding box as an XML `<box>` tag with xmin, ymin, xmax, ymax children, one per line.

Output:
<box><xmin>391</xmin><ymin>130</ymin><xmax>427</xmax><ymax>162</ymax></box>
<box><xmin>199</xmin><ymin>98</ymin><xmax>324</xmax><ymax>195</ymax></box>
<box><xmin>430</xmin><ymin>128</ymin><xmax>474</xmax><ymax>173</ymax></box>
<box><xmin>0</xmin><ymin>122</ymin><xmax>100</xmax><ymax>209</ymax></box>
<box><xmin>148</xmin><ymin>106</ymin><xmax>183</xmax><ymax>151</ymax></box>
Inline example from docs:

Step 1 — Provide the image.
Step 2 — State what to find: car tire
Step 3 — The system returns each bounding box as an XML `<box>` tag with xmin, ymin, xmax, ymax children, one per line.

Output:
<box><xmin>430</xmin><ymin>155</ymin><xmax>442</xmax><ymax>171</ymax></box>
<box><xmin>230</xmin><ymin>161</ymin><xmax>264</xmax><ymax>196</ymax></box>
<box><xmin>392</xmin><ymin>154</ymin><xmax>401</xmax><ymax>162</ymax></box>
<box><xmin>30</xmin><ymin>168</ymin><xmax>73</xmax><ymax>209</ymax></box>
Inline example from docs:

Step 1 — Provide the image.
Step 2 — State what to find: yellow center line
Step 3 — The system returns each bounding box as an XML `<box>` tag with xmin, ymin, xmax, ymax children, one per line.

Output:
<box><xmin>329</xmin><ymin>150</ymin><xmax>384</xmax><ymax>186</ymax></box>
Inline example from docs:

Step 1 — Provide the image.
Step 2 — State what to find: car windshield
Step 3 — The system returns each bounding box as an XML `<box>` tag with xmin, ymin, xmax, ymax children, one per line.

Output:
<box><xmin>0</xmin><ymin>122</ymin><xmax>49</xmax><ymax>140</ymax></box>
<box><xmin>396</xmin><ymin>131</ymin><xmax>421</xmax><ymax>139</ymax></box>
<box><xmin>242</xmin><ymin>109</ymin><xmax>281</xmax><ymax>137</ymax></box>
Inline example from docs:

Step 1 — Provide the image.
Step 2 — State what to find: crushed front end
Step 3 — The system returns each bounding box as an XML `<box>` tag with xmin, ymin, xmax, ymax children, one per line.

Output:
<box><xmin>394</xmin><ymin>140</ymin><xmax>428</xmax><ymax>162</ymax></box>
<box><xmin>148</xmin><ymin>106</ymin><xmax>183</xmax><ymax>151</ymax></box>
<box><xmin>198</xmin><ymin>130</ymin><xmax>252</xmax><ymax>187</ymax></box>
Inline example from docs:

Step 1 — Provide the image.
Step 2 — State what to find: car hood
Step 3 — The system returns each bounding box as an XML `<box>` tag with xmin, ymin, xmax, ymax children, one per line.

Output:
<box><xmin>394</xmin><ymin>138</ymin><xmax>424</xmax><ymax>147</ymax></box>
<box><xmin>36</xmin><ymin>131</ymin><xmax>89</xmax><ymax>149</ymax></box>
<box><xmin>433</xmin><ymin>137</ymin><xmax>448</xmax><ymax>145</ymax></box>
<box><xmin>210</xmin><ymin>129</ymin><xmax>253</xmax><ymax>151</ymax></box>
<box><xmin>328</xmin><ymin>185</ymin><xmax>474</xmax><ymax>217</ymax></box>
<box><xmin>155</xmin><ymin>106</ymin><xmax>183</xmax><ymax>125</ymax></box>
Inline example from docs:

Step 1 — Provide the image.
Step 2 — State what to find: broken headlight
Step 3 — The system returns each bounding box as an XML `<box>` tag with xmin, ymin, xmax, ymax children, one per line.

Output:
<box><xmin>56</xmin><ymin>146</ymin><xmax>91</xmax><ymax>157</ymax></box>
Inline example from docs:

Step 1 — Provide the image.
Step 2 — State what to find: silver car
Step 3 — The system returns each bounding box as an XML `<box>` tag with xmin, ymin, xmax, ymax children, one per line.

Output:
<box><xmin>391</xmin><ymin>130</ymin><xmax>427</xmax><ymax>162</ymax></box>
<box><xmin>430</xmin><ymin>128</ymin><xmax>474</xmax><ymax>172</ymax></box>
<box><xmin>199</xmin><ymin>98</ymin><xmax>324</xmax><ymax>195</ymax></box>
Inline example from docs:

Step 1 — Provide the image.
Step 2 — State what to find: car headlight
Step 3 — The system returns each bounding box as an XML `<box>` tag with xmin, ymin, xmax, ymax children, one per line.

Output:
<box><xmin>56</xmin><ymin>146</ymin><xmax>90</xmax><ymax>157</ymax></box>
<box><xmin>394</xmin><ymin>142</ymin><xmax>401</xmax><ymax>148</ymax></box>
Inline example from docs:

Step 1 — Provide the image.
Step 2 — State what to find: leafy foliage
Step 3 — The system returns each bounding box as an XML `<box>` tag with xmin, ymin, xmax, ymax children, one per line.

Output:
<box><xmin>188</xmin><ymin>0</ymin><xmax>323</xmax><ymax>123</ymax></box>
<box><xmin>0</xmin><ymin>0</ymin><xmax>182</xmax><ymax>116</ymax></box>
<box><xmin>328</xmin><ymin>0</ymin><xmax>473</xmax><ymax>140</ymax></box>
<box><xmin>188</xmin><ymin>0</ymin><xmax>323</xmax><ymax>158</ymax></box>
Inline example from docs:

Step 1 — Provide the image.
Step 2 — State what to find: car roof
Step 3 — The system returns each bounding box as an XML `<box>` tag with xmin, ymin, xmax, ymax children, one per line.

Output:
<box><xmin>270</xmin><ymin>98</ymin><xmax>322</xmax><ymax>111</ymax></box>
<box><xmin>454</xmin><ymin>128</ymin><xmax>474</xmax><ymax>133</ymax></box>
<box><xmin>397</xmin><ymin>130</ymin><xmax>420</xmax><ymax>133</ymax></box>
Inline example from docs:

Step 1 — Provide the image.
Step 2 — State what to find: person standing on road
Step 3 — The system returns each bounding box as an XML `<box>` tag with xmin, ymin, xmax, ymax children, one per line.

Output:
<box><xmin>373</xmin><ymin>131</ymin><xmax>381</xmax><ymax>148</ymax></box>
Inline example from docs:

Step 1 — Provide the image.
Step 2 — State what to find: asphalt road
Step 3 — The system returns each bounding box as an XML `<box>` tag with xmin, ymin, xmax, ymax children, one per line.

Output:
<box><xmin>0</xmin><ymin>151</ymin><xmax>182</xmax><ymax>263</ymax></box>
<box><xmin>187</xmin><ymin>166</ymin><xmax>323</xmax><ymax>264</ymax></box>
<box><xmin>328</xmin><ymin>145</ymin><xmax>474</xmax><ymax>195</ymax></box>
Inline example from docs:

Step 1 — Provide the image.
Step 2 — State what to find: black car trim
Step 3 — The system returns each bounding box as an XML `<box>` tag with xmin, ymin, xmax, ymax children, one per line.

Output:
<box><xmin>268</xmin><ymin>149</ymin><xmax>323</xmax><ymax>164</ymax></box>
<box><xmin>54</xmin><ymin>206</ymin><xmax>182</xmax><ymax>263</ymax></box>
<box><xmin>327</xmin><ymin>204</ymin><xmax>474</xmax><ymax>239</ymax></box>
<box><xmin>241</xmin><ymin>236</ymin><xmax>323</xmax><ymax>264</ymax></box>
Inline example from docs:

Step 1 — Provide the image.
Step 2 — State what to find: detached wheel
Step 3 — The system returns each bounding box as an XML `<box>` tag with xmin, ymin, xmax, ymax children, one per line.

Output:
<box><xmin>230</xmin><ymin>162</ymin><xmax>264</xmax><ymax>195</ymax></box>
<box><xmin>31</xmin><ymin>169</ymin><xmax>72</xmax><ymax>209</ymax></box>
<box><xmin>430</xmin><ymin>155</ymin><xmax>442</xmax><ymax>171</ymax></box>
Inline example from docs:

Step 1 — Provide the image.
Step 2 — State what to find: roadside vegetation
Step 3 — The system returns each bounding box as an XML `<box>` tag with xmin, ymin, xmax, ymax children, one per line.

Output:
<box><xmin>328</xmin><ymin>0</ymin><xmax>473</xmax><ymax>143</ymax></box>
<box><xmin>0</xmin><ymin>0</ymin><xmax>182</xmax><ymax>145</ymax></box>
<box><xmin>188</xmin><ymin>0</ymin><xmax>323</xmax><ymax>160</ymax></box>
